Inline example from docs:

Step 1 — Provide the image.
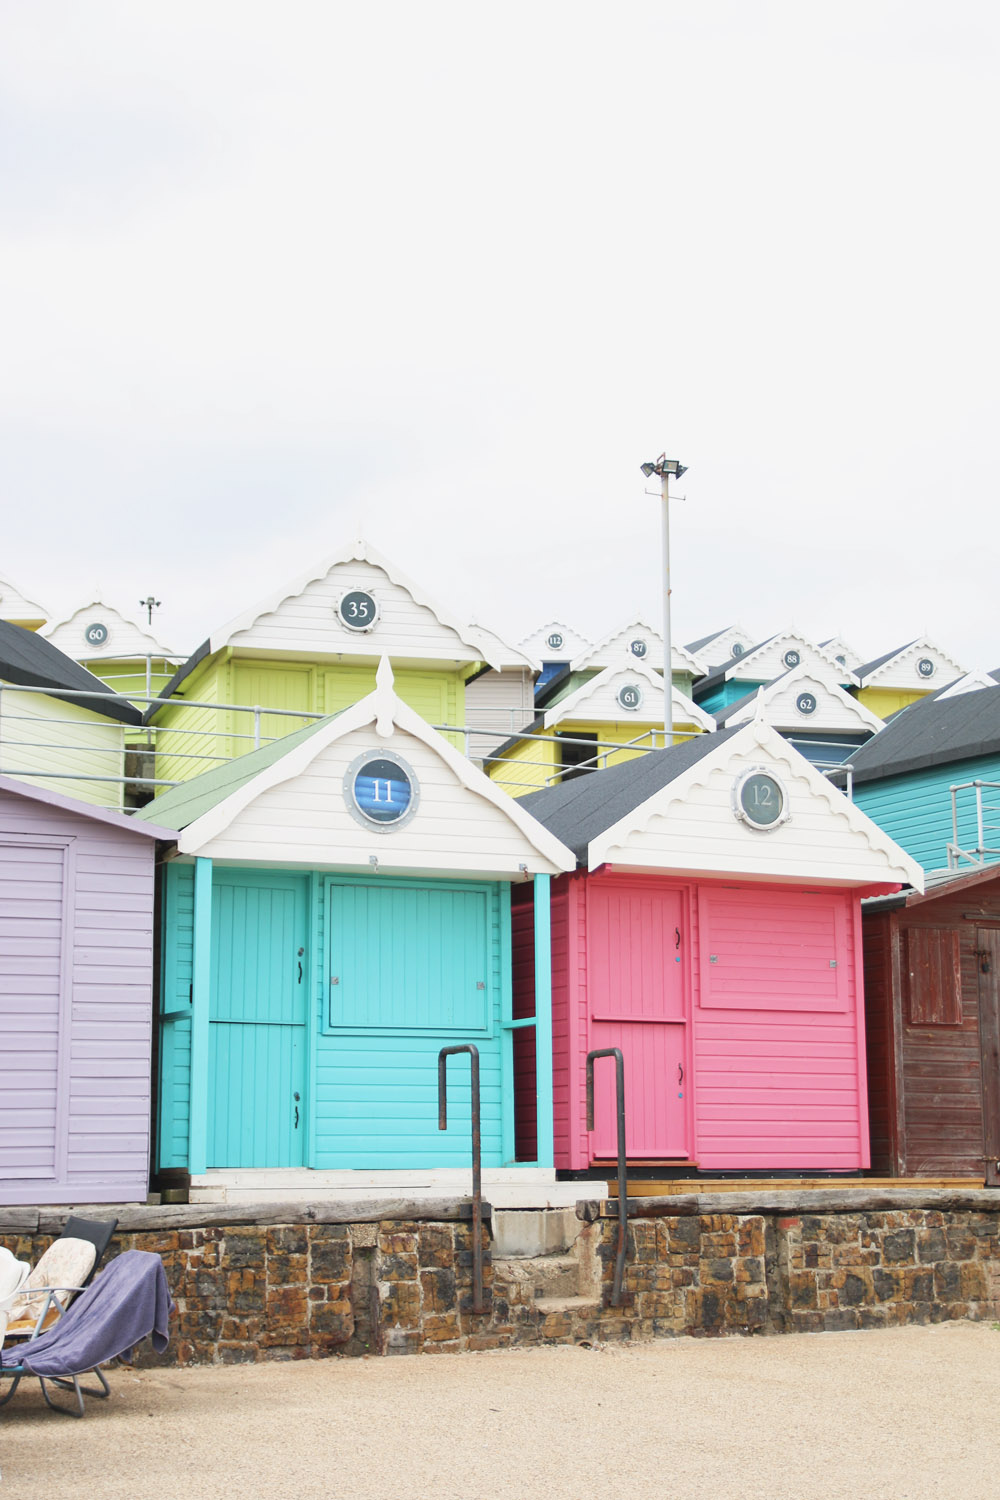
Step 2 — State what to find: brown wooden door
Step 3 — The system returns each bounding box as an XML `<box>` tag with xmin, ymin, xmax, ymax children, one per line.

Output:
<box><xmin>976</xmin><ymin>928</ymin><xmax>1000</xmax><ymax>1187</ymax></box>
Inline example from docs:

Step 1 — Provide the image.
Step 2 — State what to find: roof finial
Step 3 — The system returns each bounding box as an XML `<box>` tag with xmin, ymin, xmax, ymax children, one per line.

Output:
<box><xmin>754</xmin><ymin>685</ymin><xmax>768</xmax><ymax>722</ymax></box>
<box><xmin>375</xmin><ymin>655</ymin><xmax>395</xmax><ymax>737</ymax></box>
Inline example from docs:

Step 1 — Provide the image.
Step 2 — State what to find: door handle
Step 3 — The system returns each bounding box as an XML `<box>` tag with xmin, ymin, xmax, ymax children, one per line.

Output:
<box><xmin>677</xmin><ymin>1063</ymin><xmax>684</xmax><ymax>1085</ymax></box>
<box><xmin>675</xmin><ymin>927</ymin><xmax>681</xmax><ymax>949</ymax></box>
<box><xmin>293</xmin><ymin>1091</ymin><xmax>301</xmax><ymax>1129</ymax></box>
<box><xmin>297</xmin><ymin>947</ymin><xmax>304</xmax><ymax>983</ymax></box>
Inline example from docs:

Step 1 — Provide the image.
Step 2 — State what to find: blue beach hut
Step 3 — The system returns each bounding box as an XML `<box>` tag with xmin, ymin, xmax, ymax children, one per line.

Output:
<box><xmin>135</xmin><ymin>660</ymin><xmax>575</xmax><ymax>1204</ymax></box>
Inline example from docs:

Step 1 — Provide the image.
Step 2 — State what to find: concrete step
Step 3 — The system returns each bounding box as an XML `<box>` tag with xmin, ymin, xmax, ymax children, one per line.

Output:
<box><xmin>492</xmin><ymin>1207</ymin><xmax>583</xmax><ymax>1258</ymax></box>
<box><xmin>534</xmin><ymin>1295</ymin><xmax>603</xmax><ymax>1317</ymax></box>
<box><xmin>494</xmin><ymin>1254</ymin><xmax>581</xmax><ymax>1300</ymax></box>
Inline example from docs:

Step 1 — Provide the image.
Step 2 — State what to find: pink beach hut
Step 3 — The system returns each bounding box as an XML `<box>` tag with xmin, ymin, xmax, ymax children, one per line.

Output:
<box><xmin>513</xmin><ymin>711</ymin><xmax>922</xmax><ymax>1174</ymax></box>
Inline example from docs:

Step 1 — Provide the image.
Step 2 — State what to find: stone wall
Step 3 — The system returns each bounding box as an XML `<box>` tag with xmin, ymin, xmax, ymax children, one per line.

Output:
<box><xmin>4</xmin><ymin>1197</ymin><xmax>1000</xmax><ymax>1363</ymax></box>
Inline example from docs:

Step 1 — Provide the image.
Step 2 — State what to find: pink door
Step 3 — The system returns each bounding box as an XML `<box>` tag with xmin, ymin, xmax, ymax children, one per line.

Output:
<box><xmin>588</xmin><ymin>884</ymin><xmax>689</xmax><ymax>1161</ymax></box>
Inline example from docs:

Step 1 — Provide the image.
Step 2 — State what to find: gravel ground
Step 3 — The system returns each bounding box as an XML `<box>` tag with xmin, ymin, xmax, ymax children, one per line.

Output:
<box><xmin>2</xmin><ymin>1322</ymin><xmax>999</xmax><ymax>1499</ymax></box>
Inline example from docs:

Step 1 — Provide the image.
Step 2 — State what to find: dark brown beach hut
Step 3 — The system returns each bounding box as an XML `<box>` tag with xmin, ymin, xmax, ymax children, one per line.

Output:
<box><xmin>862</xmin><ymin>865</ymin><xmax>1000</xmax><ymax>1186</ymax></box>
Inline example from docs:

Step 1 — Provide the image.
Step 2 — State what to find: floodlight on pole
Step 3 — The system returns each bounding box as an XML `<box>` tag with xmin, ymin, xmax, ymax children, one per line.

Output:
<box><xmin>640</xmin><ymin>454</ymin><xmax>687</xmax><ymax>744</ymax></box>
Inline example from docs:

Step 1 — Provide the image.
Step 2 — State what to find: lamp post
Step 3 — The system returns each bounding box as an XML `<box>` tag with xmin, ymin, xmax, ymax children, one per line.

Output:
<box><xmin>640</xmin><ymin>455</ymin><xmax>687</xmax><ymax>746</ymax></box>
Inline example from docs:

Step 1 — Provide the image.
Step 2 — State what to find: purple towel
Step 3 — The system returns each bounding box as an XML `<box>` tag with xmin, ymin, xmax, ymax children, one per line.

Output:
<box><xmin>1</xmin><ymin>1249</ymin><xmax>174</xmax><ymax>1377</ymax></box>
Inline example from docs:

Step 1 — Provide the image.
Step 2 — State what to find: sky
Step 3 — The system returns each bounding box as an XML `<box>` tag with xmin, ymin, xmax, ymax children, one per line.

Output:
<box><xmin>1</xmin><ymin>1</ymin><xmax>998</xmax><ymax>669</ymax></box>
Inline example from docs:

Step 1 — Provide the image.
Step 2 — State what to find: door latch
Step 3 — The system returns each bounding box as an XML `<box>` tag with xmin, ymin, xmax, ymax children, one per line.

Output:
<box><xmin>976</xmin><ymin>949</ymin><xmax>992</xmax><ymax>975</ymax></box>
<box><xmin>297</xmin><ymin>947</ymin><xmax>304</xmax><ymax>983</ymax></box>
<box><xmin>294</xmin><ymin>1091</ymin><xmax>300</xmax><ymax>1130</ymax></box>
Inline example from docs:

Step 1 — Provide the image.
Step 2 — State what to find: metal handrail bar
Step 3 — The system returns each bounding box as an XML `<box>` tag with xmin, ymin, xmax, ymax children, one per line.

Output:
<box><xmin>0</xmin><ymin>683</ymin><xmax>328</xmax><ymax>717</ymax></box>
<box><xmin>586</xmin><ymin>1047</ymin><xmax>628</xmax><ymax>1308</ymax></box>
<box><xmin>438</xmin><ymin>1044</ymin><xmax>484</xmax><ymax>1315</ymax></box>
<box><xmin>0</xmin><ymin>771</ymin><xmax>181</xmax><ymax>787</ymax></box>
<box><xmin>948</xmin><ymin>780</ymin><xmax>1000</xmax><ymax>868</ymax></box>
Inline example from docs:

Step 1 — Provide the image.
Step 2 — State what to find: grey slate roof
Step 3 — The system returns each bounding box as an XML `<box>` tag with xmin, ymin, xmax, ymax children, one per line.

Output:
<box><xmin>685</xmin><ymin>626</ymin><xmax>737</xmax><ymax>654</ymax></box>
<box><xmin>0</xmin><ymin>618</ymin><xmax>142</xmax><ymax>726</ymax></box>
<box><xmin>133</xmin><ymin>714</ymin><xmax>331</xmax><ymax>830</ymax></box>
<box><xmin>855</xmin><ymin>641</ymin><xmax>917</xmax><ymax>683</ymax></box>
<box><xmin>146</xmin><ymin>637</ymin><xmax>211</xmax><ymax>717</ymax></box>
<box><xmin>518</xmin><ymin>726</ymin><xmax>741</xmax><ymax>862</ymax></box>
<box><xmin>834</xmin><ymin>686</ymin><xmax>1000</xmax><ymax>786</ymax></box>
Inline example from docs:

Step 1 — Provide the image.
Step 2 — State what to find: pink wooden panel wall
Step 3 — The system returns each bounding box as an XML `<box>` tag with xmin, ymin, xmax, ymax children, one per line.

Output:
<box><xmin>544</xmin><ymin>871</ymin><xmax>868</xmax><ymax>1172</ymax></box>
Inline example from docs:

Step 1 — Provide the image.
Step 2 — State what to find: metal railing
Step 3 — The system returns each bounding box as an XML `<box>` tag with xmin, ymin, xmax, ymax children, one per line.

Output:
<box><xmin>948</xmin><ymin>780</ymin><xmax>1000</xmax><ymax>869</ymax></box>
<box><xmin>438</xmin><ymin>1044</ymin><xmax>485</xmax><ymax>1315</ymax></box>
<box><xmin>586</xmin><ymin>1048</ymin><xmax>628</xmax><ymax>1307</ymax></box>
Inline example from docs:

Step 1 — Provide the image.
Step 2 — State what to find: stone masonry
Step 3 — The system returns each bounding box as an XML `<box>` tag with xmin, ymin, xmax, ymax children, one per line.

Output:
<box><xmin>4</xmin><ymin>1200</ymin><xmax>1000</xmax><ymax>1364</ymax></box>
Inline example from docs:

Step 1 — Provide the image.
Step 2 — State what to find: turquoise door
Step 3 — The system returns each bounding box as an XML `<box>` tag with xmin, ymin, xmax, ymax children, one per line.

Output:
<box><xmin>208</xmin><ymin>872</ymin><xmax>308</xmax><ymax>1168</ymax></box>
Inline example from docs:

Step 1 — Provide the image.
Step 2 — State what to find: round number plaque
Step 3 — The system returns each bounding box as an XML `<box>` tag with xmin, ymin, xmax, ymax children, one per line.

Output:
<box><xmin>796</xmin><ymin>692</ymin><xmax>818</xmax><ymax>715</ymax></box>
<box><xmin>345</xmin><ymin>751</ymin><xmax>418</xmax><ymax>830</ymax></box>
<box><xmin>917</xmin><ymin>657</ymin><xmax>935</xmax><ymax>678</ymax></box>
<box><xmin>616</xmin><ymin>683</ymin><xmax>643</xmax><ymax>712</ymax></box>
<box><xmin>731</xmin><ymin>642</ymin><xmax>745</xmax><ymax>656</ymax></box>
<box><xmin>337</xmin><ymin>590</ymin><xmax>379</xmax><ymax>632</ymax></box>
<box><xmin>783</xmin><ymin>649</ymin><xmax>801</xmax><ymax>669</ymax></box>
<box><xmin>733</xmin><ymin>768</ymin><xmax>788</xmax><ymax>831</ymax></box>
<box><xmin>629</xmin><ymin>638</ymin><xmax>648</xmax><ymax>659</ymax></box>
<box><xmin>85</xmin><ymin>621</ymin><xmax>109</xmax><ymax>646</ymax></box>
<box><xmin>546</xmin><ymin>631</ymin><xmax>564</xmax><ymax>651</ymax></box>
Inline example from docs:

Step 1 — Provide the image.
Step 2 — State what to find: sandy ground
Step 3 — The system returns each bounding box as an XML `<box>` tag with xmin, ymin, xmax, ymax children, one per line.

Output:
<box><xmin>2</xmin><ymin>1322</ymin><xmax>999</xmax><ymax>1499</ymax></box>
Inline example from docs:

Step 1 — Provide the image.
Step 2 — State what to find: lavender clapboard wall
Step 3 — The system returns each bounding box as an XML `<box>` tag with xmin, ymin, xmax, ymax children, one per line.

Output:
<box><xmin>0</xmin><ymin>781</ymin><xmax>167</xmax><ymax>1205</ymax></box>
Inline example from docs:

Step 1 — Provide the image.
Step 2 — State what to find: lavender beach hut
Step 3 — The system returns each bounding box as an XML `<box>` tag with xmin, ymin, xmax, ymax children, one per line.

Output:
<box><xmin>0</xmin><ymin>777</ymin><xmax>170</xmax><ymax>1205</ymax></box>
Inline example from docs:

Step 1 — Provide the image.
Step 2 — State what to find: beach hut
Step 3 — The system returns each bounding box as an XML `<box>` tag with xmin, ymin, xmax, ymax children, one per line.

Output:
<box><xmin>136</xmin><ymin>660</ymin><xmax>574</xmax><ymax>1201</ymax></box>
<box><xmin>42</xmin><ymin>600</ymin><xmax>184</xmax><ymax>706</ymax></box>
<box><xmin>518</xmin><ymin>622</ymin><xmax>593</xmax><ymax>696</ymax></box>
<box><xmin>486</xmin><ymin>662</ymin><xmax>714</xmax><ymax>798</ymax></box>
<box><xmin>568</xmin><ymin>620</ymin><xmax>705</xmax><ymax>698</ymax></box>
<box><xmin>684</xmin><ymin>624</ymin><xmax>755</xmax><ymax>674</ymax></box>
<box><xmin>512</xmin><ymin>708</ymin><xmax>921</xmax><ymax>1173</ymax></box>
<box><xmin>853</xmin><ymin>638</ymin><xmax>966</xmax><ymax>719</ymax></box>
<box><xmin>838</xmin><ymin>685</ymin><xmax>1000</xmax><ymax>874</ymax></box>
<box><xmin>462</xmin><ymin>624</ymin><xmax>539</xmax><ymax>763</ymax></box>
<box><xmin>0</xmin><ymin>620</ymin><xmax>142</xmax><ymax>812</ymax></box>
<box><xmin>692</xmin><ymin>631</ymin><xmax>857</xmax><ymax>714</ymax></box>
<box><xmin>0</xmin><ymin>777</ymin><xmax>170</xmax><ymax>1205</ymax></box>
<box><xmin>713</xmin><ymin>663</ymin><xmax>883</xmax><ymax>767</ymax></box>
<box><xmin>150</xmin><ymin>539</ymin><xmax>507</xmax><ymax>788</ymax></box>
<box><xmin>862</xmin><ymin>864</ymin><xmax>1000</xmax><ymax>1185</ymax></box>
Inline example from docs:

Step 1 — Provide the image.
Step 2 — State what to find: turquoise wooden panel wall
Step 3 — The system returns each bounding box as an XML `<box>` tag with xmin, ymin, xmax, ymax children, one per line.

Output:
<box><xmin>157</xmin><ymin>867</ymin><xmax>512</xmax><ymax>1172</ymax></box>
<box><xmin>208</xmin><ymin>872</ymin><xmax>308</xmax><ymax>1168</ymax></box>
<box><xmin>853</xmin><ymin>752</ymin><xmax>1000</xmax><ymax>873</ymax></box>
<box><xmin>695</xmin><ymin>679</ymin><xmax>764</xmax><ymax>713</ymax></box>
<box><xmin>314</xmin><ymin>874</ymin><xmax>508</xmax><ymax>1170</ymax></box>
<box><xmin>158</xmin><ymin>862</ymin><xmax>193</xmax><ymax>1169</ymax></box>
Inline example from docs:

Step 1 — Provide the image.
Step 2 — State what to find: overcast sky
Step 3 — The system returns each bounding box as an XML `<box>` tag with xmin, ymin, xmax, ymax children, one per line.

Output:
<box><xmin>1</xmin><ymin>1</ymin><xmax>997</xmax><ymax>669</ymax></box>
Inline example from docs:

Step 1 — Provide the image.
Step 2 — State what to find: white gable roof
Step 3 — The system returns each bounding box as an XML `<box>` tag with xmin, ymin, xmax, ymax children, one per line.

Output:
<box><xmin>820</xmin><ymin>636</ymin><xmax>866</xmax><ymax>673</ymax></box>
<box><xmin>685</xmin><ymin>624</ymin><xmax>754</xmax><ymax>670</ymax></box>
<box><xmin>544</xmin><ymin>661</ymin><xmax>715</xmax><ymax>732</ymax></box>
<box><xmin>465</xmin><ymin>622</ymin><xmax>539</xmax><ymax>672</ymax></box>
<box><xmin>717</xmin><ymin>667</ymin><xmax>884</xmax><ymax>733</ymax></box>
<box><xmin>934</xmin><ymin>671</ymin><xmax>999</xmax><ymax>700</ymax></box>
<box><xmin>207</xmin><ymin>539</ymin><xmax>503</xmax><ymax>670</ymax></box>
<box><xmin>588</xmin><ymin>716</ymin><xmax>923</xmax><ymax>889</ymax></box>
<box><xmin>0</xmin><ymin>574</ymin><xmax>48</xmax><ymax>627</ymax></box>
<box><xmin>42</xmin><ymin>601</ymin><xmax>181</xmax><ymax>663</ymax></box>
<box><xmin>175</xmin><ymin>658</ymin><xmax>575</xmax><ymax>879</ymax></box>
<box><xmin>569</xmin><ymin>619</ymin><xmax>704</xmax><ymax>677</ymax></box>
<box><xmin>721</xmin><ymin>631</ymin><xmax>859</xmax><ymax>687</ymax></box>
<box><xmin>518</xmin><ymin>621</ymin><xmax>593</xmax><ymax>659</ymax></box>
<box><xmin>858</xmin><ymin>637</ymin><xmax>967</xmax><ymax>691</ymax></box>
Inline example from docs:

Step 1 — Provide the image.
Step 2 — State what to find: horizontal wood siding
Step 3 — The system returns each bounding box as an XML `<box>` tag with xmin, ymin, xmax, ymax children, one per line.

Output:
<box><xmin>312</xmin><ymin>878</ymin><xmax>505</xmax><ymax>1168</ymax></box>
<box><xmin>465</xmin><ymin>668</ymin><xmax>536</xmax><ymax>761</ymax></box>
<box><xmin>0</xmin><ymin>788</ymin><xmax>155</xmax><ymax>1203</ymax></box>
<box><xmin>0</xmin><ymin>687</ymin><xmax>126</xmax><ymax>810</ymax></box>
<box><xmin>194</xmin><ymin>722</ymin><xmax>541</xmax><ymax>874</ymax></box>
<box><xmin>853</xmin><ymin>753</ymin><xmax>1000</xmax><ymax>873</ymax></box>
<box><xmin>228</xmin><ymin>558</ymin><xmax>482</xmax><ymax>663</ymax></box>
<box><xmin>487</xmin><ymin>735</ymin><xmax>558</xmax><ymax>798</ymax></box>
<box><xmin>693</xmin><ymin>883</ymin><xmax>865</xmax><ymax>1169</ymax></box>
<box><xmin>151</xmin><ymin>660</ymin><xmax>227</xmax><ymax>790</ymax></box>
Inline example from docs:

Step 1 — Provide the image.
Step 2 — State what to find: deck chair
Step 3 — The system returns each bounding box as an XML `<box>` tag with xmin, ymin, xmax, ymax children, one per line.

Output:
<box><xmin>0</xmin><ymin>1250</ymin><xmax>31</xmax><ymax>1350</ymax></box>
<box><xmin>0</xmin><ymin>1250</ymin><xmax>173</xmax><ymax>1418</ymax></box>
<box><xmin>3</xmin><ymin>1216</ymin><xmax>118</xmax><ymax>1341</ymax></box>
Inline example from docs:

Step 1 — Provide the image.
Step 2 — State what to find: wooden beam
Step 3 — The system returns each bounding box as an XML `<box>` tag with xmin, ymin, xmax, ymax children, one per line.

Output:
<box><xmin>25</xmin><ymin>1197</ymin><xmax>492</xmax><ymax>1235</ymax></box>
<box><xmin>577</xmin><ymin>1186</ymin><xmax>1000</xmax><ymax>1221</ymax></box>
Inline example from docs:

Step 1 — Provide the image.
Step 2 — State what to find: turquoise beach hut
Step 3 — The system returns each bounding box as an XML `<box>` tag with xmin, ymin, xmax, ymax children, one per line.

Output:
<box><xmin>136</xmin><ymin>660</ymin><xmax>575</xmax><ymax>1205</ymax></box>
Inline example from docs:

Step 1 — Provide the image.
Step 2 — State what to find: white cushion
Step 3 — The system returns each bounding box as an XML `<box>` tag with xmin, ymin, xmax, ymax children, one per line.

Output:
<box><xmin>12</xmin><ymin>1237</ymin><xmax>97</xmax><ymax>1325</ymax></box>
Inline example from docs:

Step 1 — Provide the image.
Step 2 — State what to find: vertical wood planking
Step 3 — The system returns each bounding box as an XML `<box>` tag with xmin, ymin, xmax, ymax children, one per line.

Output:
<box><xmin>189</xmin><ymin>857</ymin><xmax>213</xmax><ymax>1176</ymax></box>
<box><xmin>533</xmin><ymin>873</ymin><xmax>553</xmax><ymax>1168</ymax></box>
